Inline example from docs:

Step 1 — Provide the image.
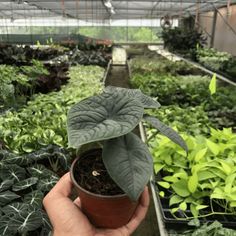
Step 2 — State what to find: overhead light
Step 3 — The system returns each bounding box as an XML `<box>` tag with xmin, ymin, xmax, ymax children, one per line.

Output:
<box><xmin>104</xmin><ymin>0</ymin><xmax>112</xmax><ymax>9</ymax></box>
<box><xmin>23</xmin><ymin>1</ymin><xmax>28</xmax><ymax>4</ymax></box>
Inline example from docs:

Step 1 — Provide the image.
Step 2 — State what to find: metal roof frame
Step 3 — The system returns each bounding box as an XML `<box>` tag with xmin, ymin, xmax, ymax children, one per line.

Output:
<box><xmin>0</xmin><ymin>0</ymin><xmax>235</xmax><ymax>21</ymax></box>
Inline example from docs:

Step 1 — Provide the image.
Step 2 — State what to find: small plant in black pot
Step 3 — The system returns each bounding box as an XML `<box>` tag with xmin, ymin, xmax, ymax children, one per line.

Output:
<box><xmin>67</xmin><ymin>86</ymin><xmax>188</xmax><ymax>228</ymax></box>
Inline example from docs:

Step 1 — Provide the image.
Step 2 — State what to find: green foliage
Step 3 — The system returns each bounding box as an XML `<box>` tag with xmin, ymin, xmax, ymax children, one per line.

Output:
<box><xmin>221</xmin><ymin>57</ymin><xmax>236</xmax><ymax>79</ymax></box>
<box><xmin>150</xmin><ymin>128</ymin><xmax>236</xmax><ymax>219</ymax></box>
<box><xmin>131</xmin><ymin>57</ymin><xmax>202</xmax><ymax>76</ymax></box>
<box><xmin>131</xmin><ymin>73</ymin><xmax>236</xmax><ymax>131</ymax></box>
<box><xmin>0</xmin><ymin>145</ymin><xmax>70</xmax><ymax>236</ymax></box>
<box><xmin>0</xmin><ymin>65</ymin><xmax>30</xmax><ymax>110</ymax></box>
<box><xmin>195</xmin><ymin>47</ymin><xmax>236</xmax><ymax>81</ymax></box>
<box><xmin>78</xmin><ymin>26</ymin><xmax>160</xmax><ymax>42</ymax></box>
<box><xmin>0</xmin><ymin>65</ymin><xmax>104</xmax><ymax>153</ymax></box>
<box><xmin>131</xmin><ymin>73</ymin><xmax>212</xmax><ymax>106</ymax></box>
<box><xmin>162</xmin><ymin>28</ymin><xmax>206</xmax><ymax>52</ymax></box>
<box><xmin>196</xmin><ymin>47</ymin><xmax>231</xmax><ymax>71</ymax></box>
<box><xmin>67</xmin><ymin>86</ymin><xmax>186</xmax><ymax>200</ymax></box>
<box><xmin>169</xmin><ymin>220</ymin><xmax>236</xmax><ymax>236</ymax></box>
<box><xmin>21</xmin><ymin>59</ymin><xmax>49</xmax><ymax>79</ymax></box>
<box><xmin>0</xmin><ymin>61</ymin><xmax>51</xmax><ymax>112</ymax></box>
<box><xmin>146</xmin><ymin>105</ymin><xmax>211</xmax><ymax>135</ymax></box>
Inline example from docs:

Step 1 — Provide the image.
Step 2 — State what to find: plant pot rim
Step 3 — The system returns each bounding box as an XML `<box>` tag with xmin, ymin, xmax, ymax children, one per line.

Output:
<box><xmin>70</xmin><ymin>151</ymin><xmax>128</xmax><ymax>199</ymax></box>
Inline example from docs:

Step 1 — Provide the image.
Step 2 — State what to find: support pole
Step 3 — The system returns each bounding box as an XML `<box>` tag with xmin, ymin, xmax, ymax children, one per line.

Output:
<box><xmin>210</xmin><ymin>9</ymin><xmax>217</xmax><ymax>48</ymax></box>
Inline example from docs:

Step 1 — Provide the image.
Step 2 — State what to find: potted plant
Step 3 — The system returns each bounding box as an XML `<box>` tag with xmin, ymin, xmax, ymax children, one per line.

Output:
<box><xmin>67</xmin><ymin>86</ymin><xmax>188</xmax><ymax>228</ymax></box>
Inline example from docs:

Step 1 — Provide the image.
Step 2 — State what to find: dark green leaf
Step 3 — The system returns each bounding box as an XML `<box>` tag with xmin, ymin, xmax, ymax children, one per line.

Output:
<box><xmin>2</xmin><ymin>154</ymin><xmax>32</xmax><ymax>166</ymax></box>
<box><xmin>0</xmin><ymin>179</ymin><xmax>14</xmax><ymax>192</ymax></box>
<box><xmin>27</xmin><ymin>164</ymin><xmax>55</xmax><ymax>178</ymax></box>
<box><xmin>37</xmin><ymin>175</ymin><xmax>59</xmax><ymax>192</ymax></box>
<box><xmin>24</xmin><ymin>190</ymin><xmax>44</xmax><ymax>208</ymax></box>
<box><xmin>144</xmin><ymin>115</ymin><xmax>188</xmax><ymax>153</ymax></box>
<box><xmin>0</xmin><ymin>191</ymin><xmax>20</xmax><ymax>206</ymax></box>
<box><xmin>0</xmin><ymin>215</ymin><xmax>14</xmax><ymax>235</ymax></box>
<box><xmin>67</xmin><ymin>92</ymin><xmax>144</xmax><ymax>147</ymax></box>
<box><xmin>103</xmin><ymin>133</ymin><xmax>153</xmax><ymax>201</ymax></box>
<box><xmin>12</xmin><ymin>177</ymin><xmax>38</xmax><ymax>191</ymax></box>
<box><xmin>9</xmin><ymin>209</ymin><xmax>43</xmax><ymax>233</ymax></box>
<box><xmin>2</xmin><ymin>203</ymin><xmax>29</xmax><ymax>216</ymax></box>
<box><xmin>104</xmin><ymin>86</ymin><xmax>161</xmax><ymax>108</ymax></box>
<box><xmin>0</xmin><ymin>164</ymin><xmax>26</xmax><ymax>182</ymax></box>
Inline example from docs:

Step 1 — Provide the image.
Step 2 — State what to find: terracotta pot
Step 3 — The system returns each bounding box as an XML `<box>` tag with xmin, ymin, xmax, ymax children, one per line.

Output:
<box><xmin>70</xmin><ymin>149</ymin><xmax>139</xmax><ymax>228</ymax></box>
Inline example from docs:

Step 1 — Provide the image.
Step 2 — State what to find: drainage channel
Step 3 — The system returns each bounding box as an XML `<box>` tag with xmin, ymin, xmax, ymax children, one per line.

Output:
<box><xmin>103</xmin><ymin>46</ymin><xmax>160</xmax><ymax>236</ymax></box>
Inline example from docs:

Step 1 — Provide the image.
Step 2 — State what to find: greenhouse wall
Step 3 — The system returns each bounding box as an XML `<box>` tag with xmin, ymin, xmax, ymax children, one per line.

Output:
<box><xmin>199</xmin><ymin>5</ymin><xmax>236</xmax><ymax>55</ymax></box>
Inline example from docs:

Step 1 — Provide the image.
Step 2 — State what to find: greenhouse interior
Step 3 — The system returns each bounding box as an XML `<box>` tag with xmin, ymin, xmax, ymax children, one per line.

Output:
<box><xmin>0</xmin><ymin>0</ymin><xmax>236</xmax><ymax>235</ymax></box>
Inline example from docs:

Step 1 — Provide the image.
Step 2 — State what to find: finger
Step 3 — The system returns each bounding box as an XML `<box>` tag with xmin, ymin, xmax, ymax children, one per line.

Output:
<box><xmin>47</xmin><ymin>172</ymin><xmax>72</xmax><ymax>197</ymax></box>
<box><xmin>43</xmin><ymin>173</ymin><xmax>92</xmax><ymax>230</ymax></box>
<box><xmin>73</xmin><ymin>197</ymin><xmax>81</xmax><ymax>208</ymax></box>
<box><xmin>125</xmin><ymin>186</ymin><xmax>150</xmax><ymax>234</ymax></box>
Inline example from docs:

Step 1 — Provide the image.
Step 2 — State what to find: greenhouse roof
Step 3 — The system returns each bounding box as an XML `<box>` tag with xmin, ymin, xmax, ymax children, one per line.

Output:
<box><xmin>0</xmin><ymin>0</ymin><xmax>236</xmax><ymax>21</ymax></box>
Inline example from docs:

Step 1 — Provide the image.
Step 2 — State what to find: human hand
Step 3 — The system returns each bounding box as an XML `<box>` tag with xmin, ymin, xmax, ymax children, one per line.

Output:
<box><xmin>43</xmin><ymin>172</ymin><xmax>150</xmax><ymax>236</ymax></box>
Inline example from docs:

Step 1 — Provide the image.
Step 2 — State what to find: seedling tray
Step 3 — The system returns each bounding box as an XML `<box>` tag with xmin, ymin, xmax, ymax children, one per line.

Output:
<box><xmin>153</xmin><ymin>178</ymin><xmax>236</xmax><ymax>229</ymax></box>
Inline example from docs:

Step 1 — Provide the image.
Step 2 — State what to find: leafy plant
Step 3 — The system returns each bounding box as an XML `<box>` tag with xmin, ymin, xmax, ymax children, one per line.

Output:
<box><xmin>150</xmin><ymin>127</ymin><xmax>236</xmax><ymax>219</ymax></box>
<box><xmin>162</xmin><ymin>28</ymin><xmax>206</xmax><ymax>52</ymax></box>
<box><xmin>196</xmin><ymin>47</ymin><xmax>231</xmax><ymax>71</ymax></box>
<box><xmin>0</xmin><ymin>145</ymin><xmax>70</xmax><ymax>236</ymax></box>
<box><xmin>0</xmin><ymin>44</ymin><xmax>67</xmax><ymax>65</ymax></box>
<box><xmin>67</xmin><ymin>86</ymin><xmax>188</xmax><ymax>200</ymax></box>
<box><xmin>131</xmin><ymin>57</ymin><xmax>203</xmax><ymax>76</ymax></box>
<box><xmin>0</xmin><ymin>65</ymin><xmax>31</xmax><ymax>111</ymax></box>
<box><xmin>0</xmin><ymin>65</ymin><xmax>104</xmax><ymax>153</ymax></box>
<box><xmin>131</xmin><ymin>73</ymin><xmax>212</xmax><ymax>106</ymax></box>
<box><xmin>131</xmin><ymin>72</ymin><xmax>236</xmax><ymax>130</ymax></box>
<box><xmin>146</xmin><ymin>105</ymin><xmax>211</xmax><ymax>135</ymax></box>
<box><xmin>69</xmin><ymin>49</ymin><xmax>111</xmax><ymax>67</ymax></box>
<box><xmin>169</xmin><ymin>220</ymin><xmax>236</xmax><ymax>236</ymax></box>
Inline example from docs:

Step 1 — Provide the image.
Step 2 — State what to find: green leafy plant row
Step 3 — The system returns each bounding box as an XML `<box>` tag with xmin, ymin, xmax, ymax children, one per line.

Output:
<box><xmin>0</xmin><ymin>65</ymin><xmax>104</xmax><ymax>153</ymax></box>
<box><xmin>169</xmin><ymin>220</ymin><xmax>236</xmax><ymax>236</ymax></box>
<box><xmin>195</xmin><ymin>47</ymin><xmax>236</xmax><ymax>80</ymax></box>
<box><xmin>146</xmin><ymin>105</ymin><xmax>211</xmax><ymax>136</ymax></box>
<box><xmin>131</xmin><ymin>73</ymin><xmax>236</xmax><ymax>131</ymax></box>
<box><xmin>0</xmin><ymin>145</ymin><xmax>70</xmax><ymax>236</ymax></box>
<box><xmin>131</xmin><ymin>56</ymin><xmax>203</xmax><ymax>76</ymax></box>
<box><xmin>150</xmin><ymin>127</ymin><xmax>236</xmax><ymax>219</ymax></box>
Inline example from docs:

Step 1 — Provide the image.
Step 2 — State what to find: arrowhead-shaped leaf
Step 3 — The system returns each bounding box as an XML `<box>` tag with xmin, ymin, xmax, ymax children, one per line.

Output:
<box><xmin>24</xmin><ymin>190</ymin><xmax>44</xmax><ymax>208</ymax></box>
<box><xmin>2</xmin><ymin>203</ymin><xmax>29</xmax><ymax>216</ymax></box>
<box><xmin>104</xmin><ymin>86</ymin><xmax>160</xmax><ymax>109</ymax></box>
<box><xmin>27</xmin><ymin>164</ymin><xmax>55</xmax><ymax>178</ymax></box>
<box><xmin>0</xmin><ymin>164</ymin><xmax>26</xmax><ymax>183</ymax></box>
<box><xmin>9</xmin><ymin>209</ymin><xmax>43</xmax><ymax>233</ymax></box>
<box><xmin>0</xmin><ymin>215</ymin><xmax>14</xmax><ymax>235</ymax></box>
<box><xmin>0</xmin><ymin>179</ymin><xmax>14</xmax><ymax>192</ymax></box>
<box><xmin>144</xmin><ymin>115</ymin><xmax>188</xmax><ymax>153</ymax></box>
<box><xmin>103</xmin><ymin>133</ymin><xmax>153</xmax><ymax>201</ymax></box>
<box><xmin>2</xmin><ymin>153</ymin><xmax>32</xmax><ymax>166</ymax></box>
<box><xmin>68</xmin><ymin>92</ymin><xmax>144</xmax><ymax>147</ymax></box>
<box><xmin>12</xmin><ymin>177</ymin><xmax>38</xmax><ymax>191</ymax></box>
<box><xmin>0</xmin><ymin>191</ymin><xmax>20</xmax><ymax>206</ymax></box>
<box><xmin>37</xmin><ymin>175</ymin><xmax>59</xmax><ymax>192</ymax></box>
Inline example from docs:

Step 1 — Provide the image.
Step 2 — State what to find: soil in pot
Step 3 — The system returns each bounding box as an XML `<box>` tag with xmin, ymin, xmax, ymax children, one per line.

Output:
<box><xmin>71</xmin><ymin>149</ymin><xmax>138</xmax><ymax>228</ymax></box>
<box><xmin>74</xmin><ymin>149</ymin><xmax>124</xmax><ymax>196</ymax></box>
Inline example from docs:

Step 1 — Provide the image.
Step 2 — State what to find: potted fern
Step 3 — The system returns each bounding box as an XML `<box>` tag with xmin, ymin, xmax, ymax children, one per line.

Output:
<box><xmin>67</xmin><ymin>86</ymin><xmax>188</xmax><ymax>228</ymax></box>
